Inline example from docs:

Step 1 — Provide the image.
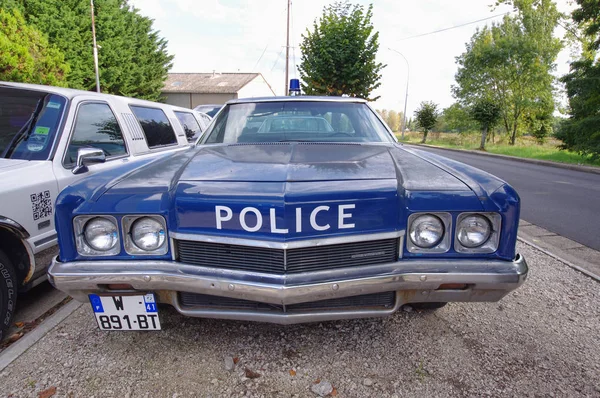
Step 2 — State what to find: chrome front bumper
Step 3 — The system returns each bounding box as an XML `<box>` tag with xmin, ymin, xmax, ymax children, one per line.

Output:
<box><xmin>48</xmin><ymin>254</ymin><xmax>527</xmax><ymax>324</ymax></box>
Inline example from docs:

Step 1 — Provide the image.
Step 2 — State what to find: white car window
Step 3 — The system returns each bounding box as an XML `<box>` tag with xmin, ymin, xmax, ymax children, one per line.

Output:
<box><xmin>65</xmin><ymin>102</ymin><xmax>127</xmax><ymax>166</ymax></box>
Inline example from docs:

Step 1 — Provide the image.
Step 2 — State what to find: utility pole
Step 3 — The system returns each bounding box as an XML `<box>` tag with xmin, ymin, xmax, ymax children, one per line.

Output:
<box><xmin>388</xmin><ymin>48</ymin><xmax>410</xmax><ymax>139</ymax></box>
<box><xmin>91</xmin><ymin>0</ymin><xmax>101</xmax><ymax>93</ymax></box>
<box><xmin>284</xmin><ymin>0</ymin><xmax>291</xmax><ymax>96</ymax></box>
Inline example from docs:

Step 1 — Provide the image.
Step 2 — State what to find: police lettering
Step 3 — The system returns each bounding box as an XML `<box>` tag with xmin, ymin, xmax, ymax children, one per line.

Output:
<box><xmin>215</xmin><ymin>204</ymin><xmax>355</xmax><ymax>233</ymax></box>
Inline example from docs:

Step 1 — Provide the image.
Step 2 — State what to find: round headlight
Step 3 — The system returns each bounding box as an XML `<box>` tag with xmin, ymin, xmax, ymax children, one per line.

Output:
<box><xmin>457</xmin><ymin>215</ymin><xmax>491</xmax><ymax>248</ymax></box>
<box><xmin>409</xmin><ymin>215</ymin><xmax>444</xmax><ymax>248</ymax></box>
<box><xmin>84</xmin><ymin>217</ymin><xmax>118</xmax><ymax>251</ymax></box>
<box><xmin>131</xmin><ymin>217</ymin><xmax>166</xmax><ymax>251</ymax></box>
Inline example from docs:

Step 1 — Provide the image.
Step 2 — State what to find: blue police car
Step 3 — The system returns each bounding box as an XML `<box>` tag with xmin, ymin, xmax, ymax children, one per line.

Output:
<box><xmin>48</xmin><ymin>97</ymin><xmax>527</xmax><ymax>329</ymax></box>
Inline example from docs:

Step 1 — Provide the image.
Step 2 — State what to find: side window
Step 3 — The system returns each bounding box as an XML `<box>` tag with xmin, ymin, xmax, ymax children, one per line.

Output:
<box><xmin>65</xmin><ymin>102</ymin><xmax>127</xmax><ymax>166</ymax></box>
<box><xmin>174</xmin><ymin>111</ymin><xmax>202</xmax><ymax>142</ymax></box>
<box><xmin>130</xmin><ymin>105</ymin><xmax>177</xmax><ymax>148</ymax></box>
<box><xmin>201</xmin><ymin>114</ymin><xmax>212</xmax><ymax>127</ymax></box>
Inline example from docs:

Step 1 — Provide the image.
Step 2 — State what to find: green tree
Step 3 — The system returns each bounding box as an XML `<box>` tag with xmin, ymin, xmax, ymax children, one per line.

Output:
<box><xmin>414</xmin><ymin>101</ymin><xmax>439</xmax><ymax>143</ymax></box>
<box><xmin>377</xmin><ymin>109</ymin><xmax>389</xmax><ymax>123</ymax></box>
<box><xmin>298</xmin><ymin>2</ymin><xmax>384</xmax><ymax>100</ymax></box>
<box><xmin>386</xmin><ymin>110</ymin><xmax>400</xmax><ymax>131</ymax></box>
<box><xmin>442</xmin><ymin>103</ymin><xmax>478</xmax><ymax>133</ymax></box>
<box><xmin>453</xmin><ymin>0</ymin><xmax>562</xmax><ymax>145</ymax></box>
<box><xmin>556</xmin><ymin>0</ymin><xmax>600</xmax><ymax>159</ymax></box>
<box><xmin>0</xmin><ymin>8</ymin><xmax>68</xmax><ymax>85</ymax></box>
<box><xmin>2</xmin><ymin>0</ymin><xmax>173</xmax><ymax>100</ymax></box>
<box><xmin>470</xmin><ymin>99</ymin><xmax>502</xmax><ymax>149</ymax></box>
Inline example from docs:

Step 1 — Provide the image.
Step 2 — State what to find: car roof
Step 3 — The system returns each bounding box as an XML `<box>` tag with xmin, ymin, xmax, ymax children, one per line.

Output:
<box><xmin>226</xmin><ymin>96</ymin><xmax>368</xmax><ymax>105</ymax></box>
<box><xmin>0</xmin><ymin>81</ymin><xmax>176</xmax><ymax>108</ymax></box>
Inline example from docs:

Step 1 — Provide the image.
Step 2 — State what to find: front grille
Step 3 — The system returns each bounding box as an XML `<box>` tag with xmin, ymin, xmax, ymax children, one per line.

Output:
<box><xmin>178</xmin><ymin>241</ymin><xmax>285</xmax><ymax>274</ymax></box>
<box><xmin>176</xmin><ymin>238</ymin><xmax>399</xmax><ymax>274</ymax></box>
<box><xmin>179</xmin><ymin>291</ymin><xmax>396</xmax><ymax>312</ymax></box>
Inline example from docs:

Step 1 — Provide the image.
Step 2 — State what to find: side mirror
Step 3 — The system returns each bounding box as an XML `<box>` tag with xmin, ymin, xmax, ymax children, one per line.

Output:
<box><xmin>72</xmin><ymin>147</ymin><xmax>105</xmax><ymax>175</ymax></box>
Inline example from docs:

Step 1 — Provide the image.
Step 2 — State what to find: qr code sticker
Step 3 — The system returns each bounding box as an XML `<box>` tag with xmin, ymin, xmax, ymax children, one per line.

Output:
<box><xmin>30</xmin><ymin>190</ymin><xmax>52</xmax><ymax>220</ymax></box>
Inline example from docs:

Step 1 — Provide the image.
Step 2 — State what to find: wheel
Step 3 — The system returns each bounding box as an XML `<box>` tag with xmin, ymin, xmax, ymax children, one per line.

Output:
<box><xmin>0</xmin><ymin>250</ymin><xmax>17</xmax><ymax>341</ymax></box>
<box><xmin>410</xmin><ymin>302</ymin><xmax>447</xmax><ymax>310</ymax></box>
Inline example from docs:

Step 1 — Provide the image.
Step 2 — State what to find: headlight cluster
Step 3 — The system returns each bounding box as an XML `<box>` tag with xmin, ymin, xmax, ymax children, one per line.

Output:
<box><xmin>408</xmin><ymin>215</ymin><xmax>445</xmax><ymax>248</ymax></box>
<box><xmin>74</xmin><ymin>215</ymin><xmax>168</xmax><ymax>256</ymax></box>
<box><xmin>407</xmin><ymin>212</ymin><xmax>500</xmax><ymax>254</ymax></box>
<box><xmin>122</xmin><ymin>215</ymin><xmax>168</xmax><ymax>255</ymax></box>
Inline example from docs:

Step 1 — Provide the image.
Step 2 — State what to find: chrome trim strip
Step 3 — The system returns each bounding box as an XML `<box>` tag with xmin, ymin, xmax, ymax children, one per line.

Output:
<box><xmin>49</xmin><ymin>254</ymin><xmax>527</xmax><ymax>306</ymax></box>
<box><xmin>34</xmin><ymin>233</ymin><xmax>57</xmax><ymax>247</ymax></box>
<box><xmin>169</xmin><ymin>230</ymin><xmax>405</xmax><ymax>250</ymax></box>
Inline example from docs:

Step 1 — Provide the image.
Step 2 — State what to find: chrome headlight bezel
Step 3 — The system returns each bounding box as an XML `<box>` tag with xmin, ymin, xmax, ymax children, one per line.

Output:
<box><xmin>407</xmin><ymin>212</ymin><xmax>452</xmax><ymax>253</ymax></box>
<box><xmin>454</xmin><ymin>212</ymin><xmax>501</xmax><ymax>253</ymax></box>
<box><xmin>122</xmin><ymin>215</ymin><xmax>168</xmax><ymax>255</ymax></box>
<box><xmin>74</xmin><ymin>215</ymin><xmax>121</xmax><ymax>256</ymax></box>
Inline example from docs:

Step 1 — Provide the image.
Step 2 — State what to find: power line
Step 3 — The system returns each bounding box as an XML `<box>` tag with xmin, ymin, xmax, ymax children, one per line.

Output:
<box><xmin>251</xmin><ymin>6</ymin><xmax>287</xmax><ymax>72</ymax></box>
<box><xmin>397</xmin><ymin>12</ymin><xmax>510</xmax><ymax>41</ymax></box>
<box><xmin>252</xmin><ymin>44</ymin><xmax>270</xmax><ymax>72</ymax></box>
<box><xmin>270</xmin><ymin>47</ymin><xmax>285</xmax><ymax>72</ymax></box>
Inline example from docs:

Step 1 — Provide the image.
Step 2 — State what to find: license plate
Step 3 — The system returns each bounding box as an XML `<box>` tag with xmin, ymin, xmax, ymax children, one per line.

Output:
<box><xmin>89</xmin><ymin>293</ymin><xmax>161</xmax><ymax>330</ymax></box>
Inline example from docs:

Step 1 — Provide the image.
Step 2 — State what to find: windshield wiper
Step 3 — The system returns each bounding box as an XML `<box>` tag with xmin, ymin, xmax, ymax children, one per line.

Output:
<box><xmin>2</xmin><ymin>97</ymin><xmax>46</xmax><ymax>159</ymax></box>
<box><xmin>277</xmin><ymin>139</ymin><xmax>310</xmax><ymax>142</ymax></box>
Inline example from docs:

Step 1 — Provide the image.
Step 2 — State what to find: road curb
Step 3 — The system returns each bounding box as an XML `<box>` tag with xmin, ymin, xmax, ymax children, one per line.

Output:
<box><xmin>517</xmin><ymin>236</ymin><xmax>600</xmax><ymax>282</ymax></box>
<box><xmin>0</xmin><ymin>300</ymin><xmax>83</xmax><ymax>372</ymax></box>
<box><xmin>405</xmin><ymin>143</ymin><xmax>600</xmax><ymax>175</ymax></box>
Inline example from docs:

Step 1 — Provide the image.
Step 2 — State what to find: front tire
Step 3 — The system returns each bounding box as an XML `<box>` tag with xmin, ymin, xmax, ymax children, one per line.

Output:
<box><xmin>0</xmin><ymin>250</ymin><xmax>18</xmax><ymax>341</ymax></box>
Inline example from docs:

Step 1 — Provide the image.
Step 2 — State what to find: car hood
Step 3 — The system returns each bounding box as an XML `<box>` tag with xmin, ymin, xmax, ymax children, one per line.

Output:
<box><xmin>0</xmin><ymin>159</ymin><xmax>54</xmax><ymax>185</ymax></box>
<box><xmin>0</xmin><ymin>158</ymin><xmax>33</xmax><ymax>173</ymax></box>
<box><xmin>102</xmin><ymin>143</ymin><xmax>471</xmax><ymax>189</ymax></box>
<box><xmin>56</xmin><ymin>143</ymin><xmax>519</xmax><ymax>259</ymax></box>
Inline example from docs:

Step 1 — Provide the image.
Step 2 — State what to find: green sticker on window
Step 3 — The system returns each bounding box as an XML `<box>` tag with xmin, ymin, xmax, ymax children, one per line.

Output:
<box><xmin>47</xmin><ymin>102</ymin><xmax>61</xmax><ymax>109</ymax></box>
<box><xmin>34</xmin><ymin>126</ymin><xmax>50</xmax><ymax>136</ymax></box>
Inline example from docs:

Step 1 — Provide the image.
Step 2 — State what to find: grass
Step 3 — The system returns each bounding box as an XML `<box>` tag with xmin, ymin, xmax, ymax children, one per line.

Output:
<box><xmin>395</xmin><ymin>131</ymin><xmax>600</xmax><ymax>167</ymax></box>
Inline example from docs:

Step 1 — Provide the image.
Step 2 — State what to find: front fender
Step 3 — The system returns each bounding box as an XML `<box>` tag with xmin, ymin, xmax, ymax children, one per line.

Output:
<box><xmin>0</xmin><ymin>216</ymin><xmax>30</xmax><ymax>239</ymax></box>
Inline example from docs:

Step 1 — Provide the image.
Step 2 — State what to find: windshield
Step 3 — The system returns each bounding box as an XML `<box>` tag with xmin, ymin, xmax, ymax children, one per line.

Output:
<box><xmin>201</xmin><ymin>101</ymin><xmax>394</xmax><ymax>144</ymax></box>
<box><xmin>0</xmin><ymin>87</ymin><xmax>67</xmax><ymax>160</ymax></box>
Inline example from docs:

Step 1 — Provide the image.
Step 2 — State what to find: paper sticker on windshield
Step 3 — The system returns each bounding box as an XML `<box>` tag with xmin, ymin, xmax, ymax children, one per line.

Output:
<box><xmin>34</xmin><ymin>126</ymin><xmax>50</xmax><ymax>136</ymax></box>
<box><xmin>46</xmin><ymin>101</ymin><xmax>61</xmax><ymax>109</ymax></box>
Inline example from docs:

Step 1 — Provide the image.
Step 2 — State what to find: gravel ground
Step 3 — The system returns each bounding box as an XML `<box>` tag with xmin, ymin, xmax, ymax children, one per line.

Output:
<box><xmin>1</xmin><ymin>242</ymin><xmax>599</xmax><ymax>397</ymax></box>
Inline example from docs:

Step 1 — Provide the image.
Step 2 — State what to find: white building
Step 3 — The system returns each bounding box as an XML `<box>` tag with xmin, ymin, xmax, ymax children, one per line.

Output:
<box><xmin>162</xmin><ymin>72</ymin><xmax>276</xmax><ymax>108</ymax></box>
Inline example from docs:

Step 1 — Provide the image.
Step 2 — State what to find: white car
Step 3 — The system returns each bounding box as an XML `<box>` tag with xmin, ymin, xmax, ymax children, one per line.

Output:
<box><xmin>0</xmin><ymin>81</ymin><xmax>198</xmax><ymax>338</ymax></box>
<box><xmin>176</xmin><ymin>111</ymin><xmax>211</xmax><ymax>142</ymax></box>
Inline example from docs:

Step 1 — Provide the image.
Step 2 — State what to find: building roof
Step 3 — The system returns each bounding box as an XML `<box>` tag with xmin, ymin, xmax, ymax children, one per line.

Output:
<box><xmin>163</xmin><ymin>73</ymin><xmax>261</xmax><ymax>94</ymax></box>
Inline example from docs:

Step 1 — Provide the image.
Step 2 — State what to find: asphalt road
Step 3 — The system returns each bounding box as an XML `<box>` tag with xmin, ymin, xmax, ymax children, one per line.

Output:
<box><xmin>411</xmin><ymin>146</ymin><xmax>600</xmax><ymax>251</ymax></box>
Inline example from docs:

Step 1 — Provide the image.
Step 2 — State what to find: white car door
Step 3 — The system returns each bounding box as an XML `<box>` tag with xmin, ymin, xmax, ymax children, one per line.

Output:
<box><xmin>53</xmin><ymin>98</ymin><xmax>132</xmax><ymax>192</ymax></box>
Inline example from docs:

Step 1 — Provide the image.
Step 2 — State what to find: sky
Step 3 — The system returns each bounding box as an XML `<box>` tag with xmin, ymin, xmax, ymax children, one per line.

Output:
<box><xmin>129</xmin><ymin>0</ymin><xmax>574</xmax><ymax>116</ymax></box>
